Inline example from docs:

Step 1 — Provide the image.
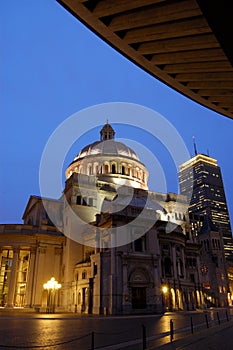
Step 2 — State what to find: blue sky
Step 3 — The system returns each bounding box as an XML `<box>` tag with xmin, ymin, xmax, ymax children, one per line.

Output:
<box><xmin>1</xmin><ymin>0</ymin><xmax>233</xmax><ymax>224</ymax></box>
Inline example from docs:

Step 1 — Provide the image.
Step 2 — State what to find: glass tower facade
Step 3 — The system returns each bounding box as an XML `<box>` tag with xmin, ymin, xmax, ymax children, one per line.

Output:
<box><xmin>179</xmin><ymin>154</ymin><xmax>233</xmax><ymax>262</ymax></box>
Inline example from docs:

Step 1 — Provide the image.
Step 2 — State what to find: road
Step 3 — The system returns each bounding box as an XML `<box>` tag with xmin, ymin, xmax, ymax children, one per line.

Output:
<box><xmin>0</xmin><ymin>308</ymin><xmax>231</xmax><ymax>349</ymax></box>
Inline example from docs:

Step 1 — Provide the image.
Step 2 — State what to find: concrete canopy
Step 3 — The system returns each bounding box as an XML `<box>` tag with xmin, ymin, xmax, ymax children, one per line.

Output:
<box><xmin>57</xmin><ymin>0</ymin><xmax>233</xmax><ymax>119</ymax></box>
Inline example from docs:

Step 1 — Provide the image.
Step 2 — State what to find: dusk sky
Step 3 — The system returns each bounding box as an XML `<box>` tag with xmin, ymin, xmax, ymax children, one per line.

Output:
<box><xmin>1</xmin><ymin>0</ymin><xmax>233</xmax><ymax>225</ymax></box>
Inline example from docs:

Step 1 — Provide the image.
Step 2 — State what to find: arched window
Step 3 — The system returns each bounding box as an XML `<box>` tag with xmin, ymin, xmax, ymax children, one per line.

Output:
<box><xmin>104</xmin><ymin>164</ymin><xmax>109</xmax><ymax>174</ymax></box>
<box><xmin>112</xmin><ymin>164</ymin><xmax>116</xmax><ymax>174</ymax></box>
<box><xmin>122</xmin><ymin>165</ymin><xmax>125</xmax><ymax>175</ymax></box>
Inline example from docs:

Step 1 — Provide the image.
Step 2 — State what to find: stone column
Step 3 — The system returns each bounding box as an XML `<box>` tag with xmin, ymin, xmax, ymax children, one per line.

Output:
<box><xmin>109</xmin><ymin>231</ymin><xmax>116</xmax><ymax>315</ymax></box>
<box><xmin>33</xmin><ymin>246</ymin><xmax>46</xmax><ymax>306</ymax></box>
<box><xmin>24</xmin><ymin>250</ymin><xmax>36</xmax><ymax>307</ymax></box>
<box><xmin>153</xmin><ymin>258</ymin><xmax>161</xmax><ymax>307</ymax></box>
<box><xmin>181</xmin><ymin>248</ymin><xmax>186</xmax><ymax>279</ymax></box>
<box><xmin>6</xmin><ymin>249</ymin><xmax>19</xmax><ymax>308</ymax></box>
<box><xmin>122</xmin><ymin>258</ymin><xmax>128</xmax><ymax>297</ymax></box>
<box><xmin>172</xmin><ymin>245</ymin><xmax>177</xmax><ymax>279</ymax></box>
<box><xmin>122</xmin><ymin>256</ymin><xmax>130</xmax><ymax>313</ymax></box>
<box><xmin>196</xmin><ymin>256</ymin><xmax>203</xmax><ymax>306</ymax></box>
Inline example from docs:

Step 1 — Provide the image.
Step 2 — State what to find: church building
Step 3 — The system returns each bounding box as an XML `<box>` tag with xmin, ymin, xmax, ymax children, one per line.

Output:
<box><xmin>0</xmin><ymin>123</ymin><xmax>229</xmax><ymax>313</ymax></box>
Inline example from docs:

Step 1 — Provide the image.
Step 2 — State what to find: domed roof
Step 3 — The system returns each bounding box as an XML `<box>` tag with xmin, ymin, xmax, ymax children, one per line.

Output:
<box><xmin>73</xmin><ymin>122</ymin><xmax>140</xmax><ymax>161</ymax></box>
<box><xmin>74</xmin><ymin>140</ymin><xmax>139</xmax><ymax>161</ymax></box>
<box><xmin>66</xmin><ymin>122</ymin><xmax>148</xmax><ymax>190</ymax></box>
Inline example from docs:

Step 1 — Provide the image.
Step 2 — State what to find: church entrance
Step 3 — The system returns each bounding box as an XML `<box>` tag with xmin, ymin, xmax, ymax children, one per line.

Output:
<box><xmin>132</xmin><ymin>287</ymin><xmax>146</xmax><ymax>309</ymax></box>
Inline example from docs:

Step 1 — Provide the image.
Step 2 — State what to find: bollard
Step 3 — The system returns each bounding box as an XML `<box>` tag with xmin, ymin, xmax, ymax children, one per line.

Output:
<box><xmin>190</xmin><ymin>316</ymin><xmax>194</xmax><ymax>334</ymax></box>
<box><xmin>205</xmin><ymin>314</ymin><xmax>209</xmax><ymax>328</ymax></box>
<box><xmin>142</xmin><ymin>324</ymin><xmax>147</xmax><ymax>350</ymax></box>
<box><xmin>226</xmin><ymin>310</ymin><xmax>229</xmax><ymax>322</ymax></box>
<box><xmin>170</xmin><ymin>319</ymin><xmax>174</xmax><ymax>342</ymax></box>
<box><xmin>91</xmin><ymin>331</ymin><xmax>95</xmax><ymax>350</ymax></box>
<box><xmin>217</xmin><ymin>311</ymin><xmax>220</xmax><ymax>325</ymax></box>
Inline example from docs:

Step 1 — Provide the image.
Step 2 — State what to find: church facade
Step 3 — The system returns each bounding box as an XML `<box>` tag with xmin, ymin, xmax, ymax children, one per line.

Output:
<box><xmin>0</xmin><ymin>123</ymin><xmax>229</xmax><ymax>313</ymax></box>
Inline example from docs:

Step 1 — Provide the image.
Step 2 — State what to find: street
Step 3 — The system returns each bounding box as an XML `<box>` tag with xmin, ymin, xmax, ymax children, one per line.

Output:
<box><xmin>0</xmin><ymin>308</ymin><xmax>232</xmax><ymax>349</ymax></box>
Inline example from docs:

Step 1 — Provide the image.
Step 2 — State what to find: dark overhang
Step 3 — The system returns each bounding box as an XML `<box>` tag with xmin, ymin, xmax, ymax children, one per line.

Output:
<box><xmin>57</xmin><ymin>0</ymin><xmax>233</xmax><ymax>119</ymax></box>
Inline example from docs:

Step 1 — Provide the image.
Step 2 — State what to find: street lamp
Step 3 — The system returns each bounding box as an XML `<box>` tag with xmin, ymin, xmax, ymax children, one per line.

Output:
<box><xmin>162</xmin><ymin>285</ymin><xmax>169</xmax><ymax>311</ymax></box>
<box><xmin>43</xmin><ymin>277</ymin><xmax>61</xmax><ymax>313</ymax></box>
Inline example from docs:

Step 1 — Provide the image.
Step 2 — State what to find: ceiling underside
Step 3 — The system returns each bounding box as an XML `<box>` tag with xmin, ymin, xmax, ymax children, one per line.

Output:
<box><xmin>57</xmin><ymin>0</ymin><xmax>233</xmax><ymax>119</ymax></box>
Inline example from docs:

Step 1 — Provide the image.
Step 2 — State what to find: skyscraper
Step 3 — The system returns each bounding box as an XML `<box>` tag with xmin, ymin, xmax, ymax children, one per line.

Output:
<box><xmin>179</xmin><ymin>153</ymin><xmax>233</xmax><ymax>262</ymax></box>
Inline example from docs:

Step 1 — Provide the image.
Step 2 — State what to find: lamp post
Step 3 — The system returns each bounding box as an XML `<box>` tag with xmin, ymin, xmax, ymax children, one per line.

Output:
<box><xmin>43</xmin><ymin>277</ymin><xmax>61</xmax><ymax>313</ymax></box>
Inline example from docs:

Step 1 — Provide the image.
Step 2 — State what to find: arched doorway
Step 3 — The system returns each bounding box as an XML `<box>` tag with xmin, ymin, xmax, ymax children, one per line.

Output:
<box><xmin>129</xmin><ymin>269</ymin><xmax>150</xmax><ymax>310</ymax></box>
<box><xmin>104</xmin><ymin>164</ymin><xmax>109</xmax><ymax>174</ymax></box>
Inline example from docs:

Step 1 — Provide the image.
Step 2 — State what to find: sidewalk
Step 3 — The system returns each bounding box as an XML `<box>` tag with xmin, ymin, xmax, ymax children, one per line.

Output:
<box><xmin>153</xmin><ymin>319</ymin><xmax>233</xmax><ymax>350</ymax></box>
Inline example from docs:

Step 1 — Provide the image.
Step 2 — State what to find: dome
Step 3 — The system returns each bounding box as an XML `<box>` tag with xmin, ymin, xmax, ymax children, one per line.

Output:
<box><xmin>74</xmin><ymin>140</ymin><xmax>139</xmax><ymax>161</ymax></box>
<box><xmin>66</xmin><ymin>122</ymin><xmax>149</xmax><ymax>190</ymax></box>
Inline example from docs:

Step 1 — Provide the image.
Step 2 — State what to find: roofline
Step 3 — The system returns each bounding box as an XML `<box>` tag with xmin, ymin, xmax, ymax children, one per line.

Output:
<box><xmin>22</xmin><ymin>195</ymin><xmax>62</xmax><ymax>220</ymax></box>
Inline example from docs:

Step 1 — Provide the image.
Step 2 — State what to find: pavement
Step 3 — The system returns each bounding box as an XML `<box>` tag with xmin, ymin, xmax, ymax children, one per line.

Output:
<box><xmin>0</xmin><ymin>308</ymin><xmax>233</xmax><ymax>349</ymax></box>
<box><xmin>153</xmin><ymin>318</ymin><xmax>233</xmax><ymax>350</ymax></box>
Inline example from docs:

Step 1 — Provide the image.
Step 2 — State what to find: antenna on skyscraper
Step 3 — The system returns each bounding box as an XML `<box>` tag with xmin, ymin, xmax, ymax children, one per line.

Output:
<box><xmin>192</xmin><ymin>136</ymin><xmax>198</xmax><ymax>156</ymax></box>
